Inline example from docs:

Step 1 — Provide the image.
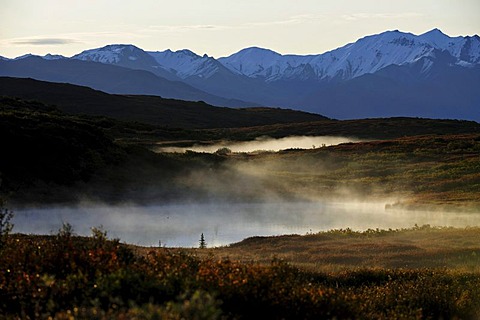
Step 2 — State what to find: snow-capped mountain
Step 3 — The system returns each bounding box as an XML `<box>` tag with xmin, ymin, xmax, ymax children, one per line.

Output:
<box><xmin>2</xmin><ymin>53</ymin><xmax>65</xmax><ymax>61</ymax></box>
<box><xmin>218</xmin><ymin>29</ymin><xmax>480</xmax><ymax>82</ymax></box>
<box><xmin>72</xmin><ymin>44</ymin><xmax>178</xmax><ymax>80</ymax></box>
<box><xmin>52</xmin><ymin>28</ymin><xmax>480</xmax><ymax>85</ymax></box>
<box><xmin>73</xmin><ymin>44</ymin><xmax>149</xmax><ymax>64</ymax></box>
<box><xmin>6</xmin><ymin>28</ymin><xmax>480</xmax><ymax>83</ymax></box>
<box><xmin>148</xmin><ymin>49</ymin><xmax>222</xmax><ymax>79</ymax></box>
<box><xmin>218</xmin><ymin>47</ymin><xmax>284</xmax><ymax>78</ymax></box>
<box><xmin>1</xmin><ymin>28</ymin><xmax>479</xmax><ymax>121</ymax></box>
<box><xmin>148</xmin><ymin>48</ymin><xmax>280</xmax><ymax>106</ymax></box>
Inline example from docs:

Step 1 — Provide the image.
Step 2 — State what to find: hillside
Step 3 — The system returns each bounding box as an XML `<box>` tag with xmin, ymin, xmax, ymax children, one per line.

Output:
<box><xmin>1</xmin><ymin>93</ymin><xmax>479</xmax><ymax>208</ymax></box>
<box><xmin>1</xmin><ymin>97</ymin><xmax>479</xmax><ymax>209</ymax></box>
<box><xmin>0</xmin><ymin>97</ymin><xmax>127</xmax><ymax>200</ymax></box>
<box><xmin>2</xmin><ymin>77</ymin><xmax>479</xmax><ymax>143</ymax></box>
<box><xmin>0</xmin><ymin>77</ymin><xmax>327</xmax><ymax>129</ymax></box>
<box><xmin>200</xmin><ymin>117</ymin><xmax>480</xmax><ymax>142</ymax></box>
<box><xmin>0</xmin><ymin>97</ymin><xmax>223</xmax><ymax>204</ymax></box>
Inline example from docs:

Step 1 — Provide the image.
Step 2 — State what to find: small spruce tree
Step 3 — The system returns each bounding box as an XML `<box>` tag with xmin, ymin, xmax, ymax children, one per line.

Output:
<box><xmin>0</xmin><ymin>200</ymin><xmax>14</xmax><ymax>250</ymax></box>
<box><xmin>199</xmin><ymin>233</ymin><xmax>207</xmax><ymax>249</ymax></box>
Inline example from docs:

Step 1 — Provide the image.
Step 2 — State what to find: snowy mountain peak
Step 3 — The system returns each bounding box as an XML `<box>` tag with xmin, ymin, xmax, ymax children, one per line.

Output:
<box><xmin>16</xmin><ymin>28</ymin><xmax>477</xmax><ymax>87</ymax></box>
<box><xmin>177</xmin><ymin>49</ymin><xmax>200</xmax><ymax>58</ymax></box>
<box><xmin>181</xmin><ymin>49</ymin><xmax>200</xmax><ymax>57</ymax></box>
<box><xmin>421</xmin><ymin>28</ymin><xmax>447</xmax><ymax>38</ymax></box>
<box><xmin>218</xmin><ymin>47</ymin><xmax>284</xmax><ymax>78</ymax></box>
<box><xmin>418</xmin><ymin>28</ymin><xmax>457</xmax><ymax>47</ymax></box>
<box><xmin>148</xmin><ymin>49</ymin><xmax>222</xmax><ymax>79</ymax></box>
<box><xmin>43</xmin><ymin>53</ymin><xmax>65</xmax><ymax>60</ymax></box>
<box><xmin>217</xmin><ymin>29</ymin><xmax>479</xmax><ymax>81</ymax></box>
<box><xmin>14</xmin><ymin>53</ymin><xmax>34</xmax><ymax>60</ymax></box>
<box><xmin>223</xmin><ymin>47</ymin><xmax>282</xmax><ymax>61</ymax></box>
<box><xmin>104</xmin><ymin>44</ymin><xmax>137</xmax><ymax>50</ymax></box>
<box><xmin>237</xmin><ymin>46</ymin><xmax>280</xmax><ymax>54</ymax></box>
<box><xmin>72</xmin><ymin>44</ymin><xmax>147</xmax><ymax>64</ymax></box>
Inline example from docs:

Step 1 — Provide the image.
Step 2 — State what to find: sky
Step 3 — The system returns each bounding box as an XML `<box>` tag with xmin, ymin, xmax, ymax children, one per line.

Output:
<box><xmin>1</xmin><ymin>0</ymin><xmax>479</xmax><ymax>59</ymax></box>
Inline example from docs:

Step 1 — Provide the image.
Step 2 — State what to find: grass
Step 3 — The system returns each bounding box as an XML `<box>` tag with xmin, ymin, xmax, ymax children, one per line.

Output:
<box><xmin>197</xmin><ymin>226</ymin><xmax>480</xmax><ymax>273</ymax></box>
<box><xmin>1</xmin><ymin>227</ymin><xmax>480</xmax><ymax>319</ymax></box>
<box><xmin>223</xmin><ymin>134</ymin><xmax>480</xmax><ymax>209</ymax></box>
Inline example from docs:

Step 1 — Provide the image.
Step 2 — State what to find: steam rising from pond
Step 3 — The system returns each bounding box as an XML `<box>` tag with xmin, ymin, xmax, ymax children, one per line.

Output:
<box><xmin>11</xmin><ymin>135</ymin><xmax>480</xmax><ymax>248</ymax></box>
<box><xmin>156</xmin><ymin>136</ymin><xmax>360</xmax><ymax>153</ymax></box>
<box><xmin>13</xmin><ymin>201</ymin><xmax>480</xmax><ymax>247</ymax></box>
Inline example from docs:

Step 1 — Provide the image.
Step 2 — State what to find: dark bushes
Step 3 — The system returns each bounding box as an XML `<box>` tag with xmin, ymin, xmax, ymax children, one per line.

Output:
<box><xmin>1</xmin><ymin>231</ymin><xmax>479</xmax><ymax>319</ymax></box>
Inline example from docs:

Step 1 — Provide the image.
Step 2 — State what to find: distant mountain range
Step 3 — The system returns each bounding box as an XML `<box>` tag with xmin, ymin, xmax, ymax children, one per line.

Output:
<box><xmin>1</xmin><ymin>28</ymin><xmax>479</xmax><ymax>121</ymax></box>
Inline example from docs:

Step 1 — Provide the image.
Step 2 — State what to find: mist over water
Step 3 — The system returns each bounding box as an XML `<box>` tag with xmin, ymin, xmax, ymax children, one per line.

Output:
<box><xmin>156</xmin><ymin>136</ymin><xmax>360</xmax><ymax>153</ymax></box>
<box><xmin>13</xmin><ymin>201</ymin><xmax>480</xmax><ymax>247</ymax></box>
<box><xmin>11</xmin><ymin>135</ymin><xmax>480</xmax><ymax>247</ymax></box>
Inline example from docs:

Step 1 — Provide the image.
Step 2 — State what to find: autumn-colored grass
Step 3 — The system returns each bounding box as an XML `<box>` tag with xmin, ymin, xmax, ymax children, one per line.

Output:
<box><xmin>2</xmin><ymin>227</ymin><xmax>480</xmax><ymax>319</ymax></box>
<box><xmin>221</xmin><ymin>133</ymin><xmax>480</xmax><ymax>209</ymax></box>
<box><xmin>194</xmin><ymin>226</ymin><xmax>480</xmax><ymax>273</ymax></box>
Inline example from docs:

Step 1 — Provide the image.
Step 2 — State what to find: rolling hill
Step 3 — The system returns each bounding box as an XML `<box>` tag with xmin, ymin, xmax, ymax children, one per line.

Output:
<box><xmin>0</xmin><ymin>77</ymin><xmax>327</xmax><ymax>129</ymax></box>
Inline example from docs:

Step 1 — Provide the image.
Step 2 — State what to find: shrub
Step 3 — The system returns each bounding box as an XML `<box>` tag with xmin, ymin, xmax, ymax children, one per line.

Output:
<box><xmin>214</xmin><ymin>147</ymin><xmax>231</xmax><ymax>155</ymax></box>
<box><xmin>1</xmin><ymin>233</ymin><xmax>479</xmax><ymax>319</ymax></box>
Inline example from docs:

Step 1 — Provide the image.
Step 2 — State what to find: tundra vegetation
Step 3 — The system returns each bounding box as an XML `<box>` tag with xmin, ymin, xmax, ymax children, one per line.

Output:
<box><xmin>1</xmin><ymin>97</ymin><xmax>479</xmax><ymax>208</ymax></box>
<box><xmin>1</xmin><ymin>95</ymin><xmax>480</xmax><ymax>318</ymax></box>
<box><xmin>1</xmin><ymin>226</ymin><xmax>479</xmax><ymax>319</ymax></box>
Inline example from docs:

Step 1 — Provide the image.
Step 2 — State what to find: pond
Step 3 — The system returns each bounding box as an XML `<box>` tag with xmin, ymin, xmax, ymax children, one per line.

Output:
<box><xmin>154</xmin><ymin>136</ymin><xmax>360</xmax><ymax>153</ymax></box>
<box><xmin>12</xmin><ymin>201</ymin><xmax>480</xmax><ymax>247</ymax></box>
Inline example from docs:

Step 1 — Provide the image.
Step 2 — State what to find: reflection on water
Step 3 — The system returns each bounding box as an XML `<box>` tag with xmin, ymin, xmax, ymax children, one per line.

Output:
<box><xmin>13</xmin><ymin>202</ymin><xmax>480</xmax><ymax>247</ymax></box>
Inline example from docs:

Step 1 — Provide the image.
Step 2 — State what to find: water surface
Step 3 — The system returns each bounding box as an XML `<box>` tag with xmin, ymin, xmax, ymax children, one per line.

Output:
<box><xmin>13</xmin><ymin>202</ymin><xmax>480</xmax><ymax>247</ymax></box>
<box><xmin>155</xmin><ymin>136</ymin><xmax>359</xmax><ymax>153</ymax></box>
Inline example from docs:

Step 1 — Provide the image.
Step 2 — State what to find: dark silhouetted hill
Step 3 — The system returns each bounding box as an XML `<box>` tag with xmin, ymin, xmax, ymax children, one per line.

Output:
<box><xmin>0</xmin><ymin>77</ymin><xmax>328</xmax><ymax>129</ymax></box>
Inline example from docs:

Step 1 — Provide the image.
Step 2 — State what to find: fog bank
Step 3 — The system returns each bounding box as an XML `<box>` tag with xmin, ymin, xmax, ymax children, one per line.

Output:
<box><xmin>156</xmin><ymin>136</ymin><xmax>360</xmax><ymax>153</ymax></box>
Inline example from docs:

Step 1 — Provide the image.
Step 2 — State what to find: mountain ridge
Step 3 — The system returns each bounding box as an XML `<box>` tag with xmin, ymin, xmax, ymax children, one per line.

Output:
<box><xmin>7</xmin><ymin>28</ymin><xmax>478</xmax><ymax>81</ymax></box>
<box><xmin>0</xmin><ymin>56</ymin><xmax>257</xmax><ymax>108</ymax></box>
<box><xmin>217</xmin><ymin>28</ymin><xmax>479</xmax><ymax>82</ymax></box>
<box><xmin>1</xmin><ymin>28</ymin><xmax>478</xmax><ymax>121</ymax></box>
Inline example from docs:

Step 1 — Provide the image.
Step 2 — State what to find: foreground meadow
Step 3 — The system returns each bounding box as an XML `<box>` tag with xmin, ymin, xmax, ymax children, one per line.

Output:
<box><xmin>1</xmin><ymin>226</ymin><xmax>479</xmax><ymax>319</ymax></box>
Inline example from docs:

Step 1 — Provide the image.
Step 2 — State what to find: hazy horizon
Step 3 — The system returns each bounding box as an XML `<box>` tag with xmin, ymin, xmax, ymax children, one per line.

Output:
<box><xmin>3</xmin><ymin>27</ymin><xmax>479</xmax><ymax>60</ymax></box>
<box><xmin>1</xmin><ymin>0</ymin><xmax>479</xmax><ymax>59</ymax></box>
